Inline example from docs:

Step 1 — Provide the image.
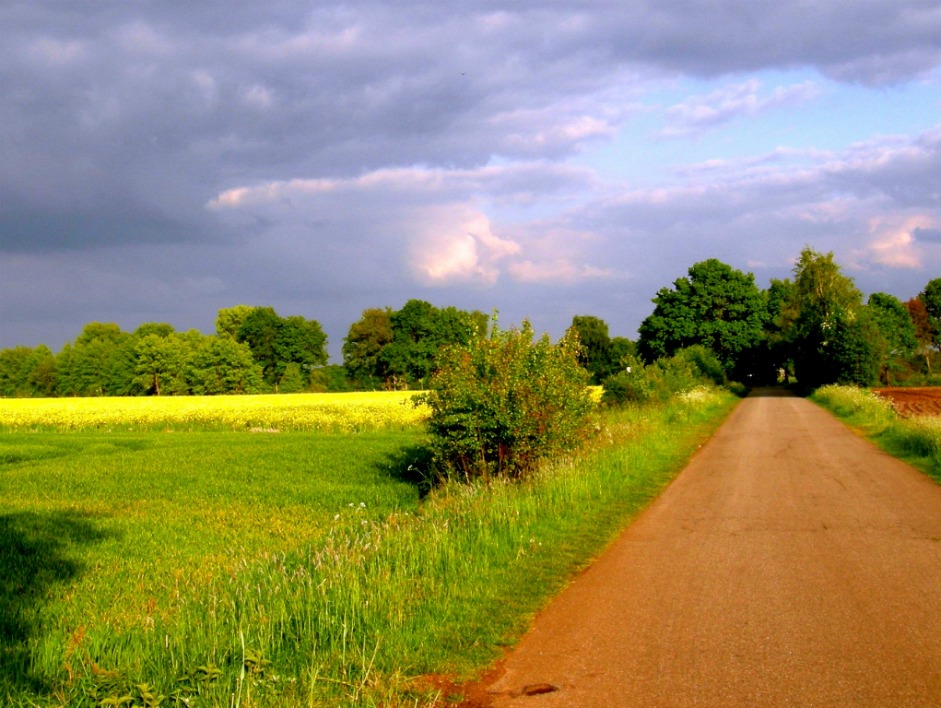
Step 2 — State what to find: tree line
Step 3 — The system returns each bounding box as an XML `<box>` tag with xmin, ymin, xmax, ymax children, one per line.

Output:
<box><xmin>0</xmin><ymin>301</ymin><xmax>487</xmax><ymax>397</ymax></box>
<box><xmin>634</xmin><ymin>248</ymin><xmax>940</xmax><ymax>390</ymax></box>
<box><xmin>1</xmin><ymin>248</ymin><xmax>939</xmax><ymax>397</ymax></box>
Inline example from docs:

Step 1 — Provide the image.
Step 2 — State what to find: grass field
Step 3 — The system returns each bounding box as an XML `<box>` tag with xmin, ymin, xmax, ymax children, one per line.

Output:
<box><xmin>0</xmin><ymin>429</ymin><xmax>425</xmax><ymax>705</ymax></box>
<box><xmin>0</xmin><ymin>389</ymin><xmax>737</xmax><ymax>706</ymax></box>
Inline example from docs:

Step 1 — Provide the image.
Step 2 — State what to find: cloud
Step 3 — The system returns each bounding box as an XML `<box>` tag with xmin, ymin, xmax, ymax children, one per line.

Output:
<box><xmin>408</xmin><ymin>206</ymin><xmax>520</xmax><ymax>285</ymax></box>
<box><xmin>4</xmin><ymin>1</ymin><xmax>941</xmax><ymax>354</ymax></box>
<box><xmin>3</xmin><ymin>3</ymin><xmax>938</xmax><ymax>260</ymax></box>
<box><xmin>508</xmin><ymin>260</ymin><xmax>617</xmax><ymax>284</ymax></box>
<box><xmin>598</xmin><ymin>1</ymin><xmax>941</xmax><ymax>84</ymax></box>
<box><xmin>209</xmin><ymin>164</ymin><xmax>613</xmax><ymax>290</ymax></box>
<box><xmin>659</xmin><ymin>79</ymin><xmax>820</xmax><ymax>138</ymax></box>
<box><xmin>864</xmin><ymin>215</ymin><xmax>926</xmax><ymax>268</ymax></box>
<box><xmin>913</xmin><ymin>226</ymin><xmax>941</xmax><ymax>243</ymax></box>
<box><xmin>563</xmin><ymin>126</ymin><xmax>941</xmax><ymax>291</ymax></box>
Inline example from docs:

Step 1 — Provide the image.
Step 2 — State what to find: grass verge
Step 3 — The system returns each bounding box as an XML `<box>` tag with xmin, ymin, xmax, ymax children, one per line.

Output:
<box><xmin>811</xmin><ymin>384</ymin><xmax>941</xmax><ymax>482</ymax></box>
<box><xmin>0</xmin><ymin>390</ymin><xmax>737</xmax><ymax>706</ymax></box>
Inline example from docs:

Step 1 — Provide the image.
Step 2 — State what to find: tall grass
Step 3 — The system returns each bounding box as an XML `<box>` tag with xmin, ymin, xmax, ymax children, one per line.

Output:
<box><xmin>812</xmin><ymin>384</ymin><xmax>941</xmax><ymax>481</ymax></box>
<box><xmin>1</xmin><ymin>390</ymin><xmax>737</xmax><ymax>706</ymax></box>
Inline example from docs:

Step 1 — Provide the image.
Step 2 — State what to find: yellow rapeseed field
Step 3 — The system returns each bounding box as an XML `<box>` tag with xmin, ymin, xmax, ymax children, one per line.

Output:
<box><xmin>0</xmin><ymin>391</ymin><xmax>429</xmax><ymax>432</ymax></box>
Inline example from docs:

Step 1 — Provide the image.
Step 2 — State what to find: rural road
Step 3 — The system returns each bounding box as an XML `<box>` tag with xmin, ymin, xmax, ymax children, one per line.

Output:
<box><xmin>473</xmin><ymin>389</ymin><xmax>941</xmax><ymax>707</ymax></box>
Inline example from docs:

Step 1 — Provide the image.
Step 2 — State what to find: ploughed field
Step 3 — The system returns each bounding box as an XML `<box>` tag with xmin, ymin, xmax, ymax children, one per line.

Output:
<box><xmin>873</xmin><ymin>387</ymin><xmax>941</xmax><ymax>418</ymax></box>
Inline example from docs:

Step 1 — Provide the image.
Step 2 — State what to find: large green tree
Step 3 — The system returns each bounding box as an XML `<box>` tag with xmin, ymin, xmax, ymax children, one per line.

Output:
<box><xmin>637</xmin><ymin>258</ymin><xmax>766</xmax><ymax>379</ymax></box>
<box><xmin>379</xmin><ymin>300</ymin><xmax>486</xmax><ymax>388</ymax></box>
<box><xmin>215</xmin><ymin>305</ymin><xmax>257</xmax><ymax>340</ymax></box>
<box><xmin>185</xmin><ymin>336</ymin><xmax>263</xmax><ymax>394</ymax></box>
<box><xmin>276</xmin><ymin>316</ymin><xmax>328</xmax><ymax>376</ymax></box>
<box><xmin>56</xmin><ymin>322</ymin><xmax>138</xmax><ymax>396</ymax></box>
<box><xmin>784</xmin><ymin>248</ymin><xmax>877</xmax><ymax>388</ymax></box>
<box><xmin>132</xmin><ymin>330</ymin><xmax>203</xmax><ymax>396</ymax></box>
<box><xmin>568</xmin><ymin>315</ymin><xmax>612</xmax><ymax>385</ymax></box>
<box><xmin>342</xmin><ymin>308</ymin><xmax>395</xmax><ymax>388</ymax></box>
<box><xmin>236</xmin><ymin>307</ymin><xmax>327</xmax><ymax>388</ymax></box>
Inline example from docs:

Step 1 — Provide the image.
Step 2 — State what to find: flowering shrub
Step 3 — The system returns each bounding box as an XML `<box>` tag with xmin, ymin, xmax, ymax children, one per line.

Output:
<box><xmin>420</xmin><ymin>320</ymin><xmax>594</xmax><ymax>481</ymax></box>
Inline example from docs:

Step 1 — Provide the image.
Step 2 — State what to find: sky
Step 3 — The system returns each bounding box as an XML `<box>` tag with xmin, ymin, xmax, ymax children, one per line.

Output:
<box><xmin>2</xmin><ymin>1</ymin><xmax>941</xmax><ymax>362</ymax></box>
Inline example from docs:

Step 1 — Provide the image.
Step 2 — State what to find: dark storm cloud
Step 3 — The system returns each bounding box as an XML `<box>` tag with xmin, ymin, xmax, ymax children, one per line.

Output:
<box><xmin>5</xmin><ymin>2</ymin><xmax>939</xmax><ymax>221</ymax></box>
<box><xmin>3</xmin><ymin>1</ymin><xmax>941</xmax><ymax>352</ymax></box>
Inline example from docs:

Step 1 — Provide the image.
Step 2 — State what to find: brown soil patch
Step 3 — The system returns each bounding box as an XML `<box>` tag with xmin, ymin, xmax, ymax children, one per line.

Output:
<box><xmin>873</xmin><ymin>386</ymin><xmax>941</xmax><ymax>417</ymax></box>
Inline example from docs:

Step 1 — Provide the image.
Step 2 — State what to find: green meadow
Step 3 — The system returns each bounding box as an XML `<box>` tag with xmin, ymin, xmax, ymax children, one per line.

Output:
<box><xmin>1</xmin><ymin>391</ymin><xmax>737</xmax><ymax>706</ymax></box>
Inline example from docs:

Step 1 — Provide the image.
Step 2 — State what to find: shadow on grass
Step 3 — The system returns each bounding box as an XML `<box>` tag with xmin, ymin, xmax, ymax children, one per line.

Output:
<box><xmin>379</xmin><ymin>444</ymin><xmax>437</xmax><ymax>498</ymax></box>
<box><xmin>0</xmin><ymin>511</ymin><xmax>111</xmax><ymax>696</ymax></box>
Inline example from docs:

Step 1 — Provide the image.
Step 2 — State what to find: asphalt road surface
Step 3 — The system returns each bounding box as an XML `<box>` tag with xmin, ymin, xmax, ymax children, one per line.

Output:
<box><xmin>479</xmin><ymin>389</ymin><xmax>941</xmax><ymax>707</ymax></box>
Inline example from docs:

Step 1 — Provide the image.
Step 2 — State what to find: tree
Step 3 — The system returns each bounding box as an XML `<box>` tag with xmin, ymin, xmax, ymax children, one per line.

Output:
<box><xmin>0</xmin><ymin>346</ymin><xmax>55</xmax><ymax>397</ymax></box>
<box><xmin>342</xmin><ymin>308</ymin><xmax>394</xmax><ymax>388</ymax></box>
<box><xmin>185</xmin><ymin>336</ymin><xmax>262</xmax><ymax>394</ymax></box>
<box><xmin>422</xmin><ymin>320</ymin><xmax>593</xmax><ymax>481</ymax></box>
<box><xmin>920</xmin><ymin>278</ymin><xmax>941</xmax><ymax>348</ymax></box>
<box><xmin>215</xmin><ymin>305</ymin><xmax>256</xmax><ymax>339</ymax></box>
<box><xmin>569</xmin><ymin>315</ymin><xmax>613</xmax><ymax>384</ymax></box>
<box><xmin>308</xmin><ymin>365</ymin><xmax>355</xmax><ymax>393</ymax></box>
<box><xmin>784</xmin><ymin>248</ymin><xmax>875</xmax><ymax>388</ymax></box>
<box><xmin>236</xmin><ymin>307</ymin><xmax>283</xmax><ymax>383</ymax></box>
<box><xmin>275</xmin><ymin>315</ymin><xmax>328</xmax><ymax>377</ymax></box>
<box><xmin>277</xmin><ymin>362</ymin><xmax>307</xmax><ymax>393</ymax></box>
<box><xmin>608</xmin><ymin>337</ymin><xmax>636</xmax><ymax>376</ymax></box>
<box><xmin>922</xmin><ymin>278</ymin><xmax>941</xmax><ymax>319</ymax></box>
<box><xmin>825</xmin><ymin>313</ymin><xmax>881</xmax><ymax>387</ymax></box>
<box><xmin>761</xmin><ymin>278</ymin><xmax>798</xmax><ymax>382</ymax></box>
<box><xmin>236</xmin><ymin>307</ymin><xmax>328</xmax><ymax>387</ymax></box>
<box><xmin>134</xmin><ymin>333</ymin><xmax>191</xmax><ymax>395</ymax></box>
<box><xmin>26</xmin><ymin>345</ymin><xmax>57</xmax><ymax>397</ymax></box>
<box><xmin>56</xmin><ymin>322</ymin><xmax>136</xmax><ymax>396</ymax></box>
<box><xmin>866</xmin><ymin>293</ymin><xmax>918</xmax><ymax>385</ymax></box>
<box><xmin>637</xmin><ymin>259</ymin><xmax>766</xmax><ymax>379</ymax></box>
<box><xmin>134</xmin><ymin>322</ymin><xmax>176</xmax><ymax>339</ymax></box>
<box><xmin>380</xmin><ymin>300</ymin><xmax>486</xmax><ymax>388</ymax></box>
<box><xmin>907</xmin><ymin>297</ymin><xmax>937</xmax><ymax>374</ymax></box>
<box><xmin>381</xmin><ymin>300</ymin><xmax>440</xmax><ymax>387</ymax></box>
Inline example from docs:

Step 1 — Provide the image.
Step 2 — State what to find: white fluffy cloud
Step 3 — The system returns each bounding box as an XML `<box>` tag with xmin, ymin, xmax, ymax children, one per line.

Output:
<box><xmin>406</xmin><ymin>206</ymin><xmax>520</xmax><ymax>285</ymax></box>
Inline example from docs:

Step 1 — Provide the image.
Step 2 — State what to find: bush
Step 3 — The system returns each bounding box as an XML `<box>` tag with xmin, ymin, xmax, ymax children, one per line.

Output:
<box><xmin>600</xmin><ymin>356</ymin><xmax>653</xmax><ymax>404</ymax></box>
<box><xmin>421</xmin><ymin>320</ymin><xmax>594</xmax><ymax>481</ymax></box>
<box><xmin>674</xmin><ymin>345</ymin><xmax>726</xmax><ymax>386</ymax></box>
<box><xmin>601</xmin><ymin>346</ymin><xmax>723</xmax><ymax>406</ymax></box>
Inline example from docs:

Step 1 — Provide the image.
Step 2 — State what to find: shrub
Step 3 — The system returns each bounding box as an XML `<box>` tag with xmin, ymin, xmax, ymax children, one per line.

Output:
<box><xmin>601</xmin><ymin>346</ymin><xmax>723</xmax><ymax>406</ymax></box>
<box><xmin>421</xmin><ymin>320</ymin><xmax>594</xmax><ymax>481</ymax></box>
<box><xmin>673</xmin><ymin>345</ymin><xmax>726</xmax><ymax>386</ymax></box>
